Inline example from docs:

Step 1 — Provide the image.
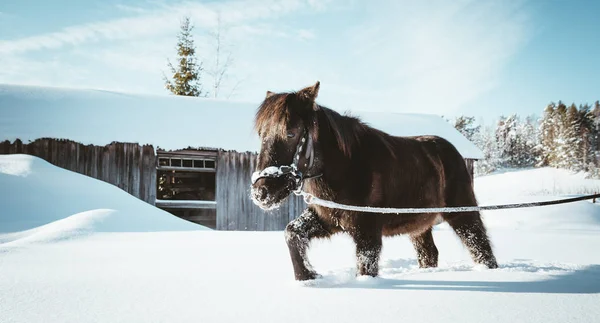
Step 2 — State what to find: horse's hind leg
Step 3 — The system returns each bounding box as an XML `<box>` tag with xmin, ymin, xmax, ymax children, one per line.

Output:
<box><xmin>443</xmin><ymin>211</ymin><xmax>498</xmax><ymax>268</ymax></box>
<box><xmin>444</xmin><ymin>172</ymin><xmax>498</xmax><ymax>269</ymax></box>
<box><xmin>410</xmin><ymin>228</ymin><xmax>439</xmax><ymax>268</ymax></box>
<box><xmin>284</xmin><ymin>208</ymin><xmax>331</xmax><ymax>281</ymax></box>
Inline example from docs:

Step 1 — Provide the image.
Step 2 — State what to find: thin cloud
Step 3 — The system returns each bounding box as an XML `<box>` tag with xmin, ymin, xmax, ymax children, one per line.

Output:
<box><xmin>297</xmin><ymin>29</ymin><xmax>316</xmax><ymax>41</ymax></box>
<box><xmin>0</xmin><ymin>0</ymin><xmax>310</xmax><ymax>55</ymax></box>
<box><xmin>334</xmin><ymin>0</ymin><xmax>532</xmax><ymax>115</ymax></box>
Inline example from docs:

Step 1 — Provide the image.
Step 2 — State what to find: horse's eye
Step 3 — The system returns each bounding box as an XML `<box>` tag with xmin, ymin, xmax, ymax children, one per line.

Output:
<box><xmin>287</xmin><ymin>132</ymin><xmax>295</xmax><ymax>139</ymax></box>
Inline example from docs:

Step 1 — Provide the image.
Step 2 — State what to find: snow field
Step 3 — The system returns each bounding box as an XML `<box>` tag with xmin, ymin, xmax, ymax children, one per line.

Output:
<box><xmin>1</xmin><ymin>155</ymin><xmax>600</xmax><ymax>323</ymax></box>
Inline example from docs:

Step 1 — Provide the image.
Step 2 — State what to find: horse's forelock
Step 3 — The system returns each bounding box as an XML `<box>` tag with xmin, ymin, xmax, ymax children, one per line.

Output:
<box><xmin>255</xmin><ymin>92</ymin><xmax>320</xmax><ymax>139</ymax></box>
<box><xmin>254</xmin><ymin>93</ymin><xmax>290</xmax><ymax>139</ymax></box>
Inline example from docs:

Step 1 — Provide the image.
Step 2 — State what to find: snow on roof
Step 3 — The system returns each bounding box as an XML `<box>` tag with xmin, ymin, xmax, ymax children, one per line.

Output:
<box><xmin>0</xmin><ymin>84</ymin><xmax>483</xmax><ymax>159</ymax></box>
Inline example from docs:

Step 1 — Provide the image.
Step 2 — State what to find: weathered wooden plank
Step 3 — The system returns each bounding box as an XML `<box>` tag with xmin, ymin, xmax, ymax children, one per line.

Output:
<box><xmin>58</xmin><ymin>140</ymin><xmax>67</xmax><ymax>169</ymax></box>
<box><xmin>216</xmin><ymin>151</ymin><xmax>227</xmax><ymax>230</ymax></box>
<box><xmin>147</xmin><ymin>145</ymin><xmax>157</xmax><ymax>205</ymax></box>
<box><xmin>69</xmin><ymin>141</ymin><xmax>77</xmax><ymax>172</ymax></box>
<box><xmin>131</xmin><ymin>146</ymin><xmax>140</xmax><ymax>198</ymax></box>
<box><xmin>122</xmin><ymin>143</ymin><xmax>130</xmax><ymax>194</ymax></box>
<box><xmin>92</xmin><ymin>146</ymin><xmax>99</xmax><ymax>179</ymax></box>
<box><xmin>0</xmin><ymin>140</ymin><xmax>9</xmax><ymax>154</ymax></box>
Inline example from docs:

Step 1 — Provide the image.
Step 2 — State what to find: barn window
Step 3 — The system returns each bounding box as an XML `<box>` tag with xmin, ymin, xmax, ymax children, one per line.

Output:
<box><xmin>155</xmin><ymin>151</ymin><xmax>218</xmax><ymax>229</ymax></box>
<box><xmin>155</xmin><ymin>154</ymin><xmax>217</xmax><ymax>202</ymax></box>
<box><xmin>158</xmin><ymin>157</ymin><xmax>170</xmax><ymax>166</ymax></box>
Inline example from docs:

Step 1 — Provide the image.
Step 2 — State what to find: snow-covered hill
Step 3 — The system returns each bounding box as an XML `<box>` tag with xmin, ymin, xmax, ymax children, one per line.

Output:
<box><xmin>1</xmin><ymin>158</ymin><xmax>599</xmax><ymax>323</ymax></box>
<box><xmin>0</xmin><ymin>155</ymin><xmax>206</xmax><ymax>248</ymax></box>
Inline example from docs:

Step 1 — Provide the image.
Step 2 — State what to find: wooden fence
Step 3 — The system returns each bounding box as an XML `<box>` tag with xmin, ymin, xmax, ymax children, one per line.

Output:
<box><xmin>216</xmin><ymin>151</ymin><xmax>306</xmax><ymax>231</ymax></box>
<box><xmin>0</xmin><ymin>138</ymin><xmax>157</xmax><ymax>204</ymax></box>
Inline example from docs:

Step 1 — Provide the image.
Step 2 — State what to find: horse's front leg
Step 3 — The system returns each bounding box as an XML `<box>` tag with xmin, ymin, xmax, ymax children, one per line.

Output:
<box><xmin>352</xmin><ymin>221</ymin><xmax>383</xmax><ymax>277</ymax></box>
<box><xmin>284</xmin><ymin>208</ymin><xmax>331</xmax><ymax>281</ymax></box>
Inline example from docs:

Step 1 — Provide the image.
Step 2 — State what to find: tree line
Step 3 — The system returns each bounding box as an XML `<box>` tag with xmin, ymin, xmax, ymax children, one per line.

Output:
<box><xmin>453</xmin><ymin>101</ymin><xmax>600</xmax><ymax>177</ymax></box>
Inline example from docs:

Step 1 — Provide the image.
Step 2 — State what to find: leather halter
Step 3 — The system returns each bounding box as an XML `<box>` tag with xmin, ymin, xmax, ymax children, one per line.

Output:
<box><xmin>251</xmin><ymin>127</ymin><xmax>322</xmax><ymax>192</ymax></box>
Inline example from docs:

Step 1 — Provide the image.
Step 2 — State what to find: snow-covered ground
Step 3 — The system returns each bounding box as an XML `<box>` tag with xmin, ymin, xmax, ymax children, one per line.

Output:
<box><xmin>1</xmin><ymin>155</ymin><xmax>599</xmax><ymax>323</ymax></box>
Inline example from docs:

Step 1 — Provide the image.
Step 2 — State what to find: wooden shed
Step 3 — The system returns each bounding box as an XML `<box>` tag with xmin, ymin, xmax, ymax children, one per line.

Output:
<box><xmin>0</xmin><ymin>84</ymin><xmax>483</xmax><ymax>230</ymax></box>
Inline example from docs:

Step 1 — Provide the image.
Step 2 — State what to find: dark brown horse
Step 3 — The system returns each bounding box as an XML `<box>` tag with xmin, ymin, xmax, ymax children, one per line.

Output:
<box><xmin>251</xmin><ymin>81</ymin><xmax>498</xmax><ymax>281</ymax></box>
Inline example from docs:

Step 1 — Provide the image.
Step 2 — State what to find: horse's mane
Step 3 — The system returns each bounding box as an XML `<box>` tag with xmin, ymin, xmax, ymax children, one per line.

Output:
<box><xmin>318</xmin><ymin>106</ymin><xmax>365</xmax><ymax>157</ymax></box>
<box><xmin>320</xmin><ymin>107</ymin><xmax>397</xmax><ymax>159</ymax></box>
<box><xmin>254</xmin><ymin>92</ymin><xmax>395</xmax><ymax>159</ymax></box>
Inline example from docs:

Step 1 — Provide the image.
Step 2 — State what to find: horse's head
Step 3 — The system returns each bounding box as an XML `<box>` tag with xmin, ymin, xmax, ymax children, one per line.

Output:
<box><xmin>251</xmin><ymin>81</ymin><xmax>321</xmax><ymax>210</ymax></box>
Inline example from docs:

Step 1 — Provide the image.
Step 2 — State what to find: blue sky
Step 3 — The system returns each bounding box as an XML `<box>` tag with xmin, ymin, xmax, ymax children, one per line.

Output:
<box><xmin>0</xmin><ymin>0</ymin><xmax>598</xmax><ymax>124</ymax></box>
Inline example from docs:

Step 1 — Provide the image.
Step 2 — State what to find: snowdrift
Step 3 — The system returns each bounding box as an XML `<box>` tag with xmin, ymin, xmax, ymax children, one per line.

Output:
<box><xmin>0</xmin><ymin>155</ymin><xmax>205</xmax><ymax>246</ymax></box>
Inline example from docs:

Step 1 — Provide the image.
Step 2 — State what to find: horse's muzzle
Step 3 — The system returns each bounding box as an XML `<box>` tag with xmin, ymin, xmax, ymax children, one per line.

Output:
<box><xmin>251</xmin><ymin>176</ymin><xmax>296</xmax><ymax>210</ymax></box>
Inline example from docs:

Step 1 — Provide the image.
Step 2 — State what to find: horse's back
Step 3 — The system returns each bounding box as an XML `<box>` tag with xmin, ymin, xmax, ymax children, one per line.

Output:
<box><xmin>409</xmin><ymin>135</ymin><xmax>478</xmax><ymax>208</ymax></box>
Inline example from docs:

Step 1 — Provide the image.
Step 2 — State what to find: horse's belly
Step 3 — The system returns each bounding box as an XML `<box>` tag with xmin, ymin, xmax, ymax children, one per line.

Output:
<box><xmin>381</xmin><ymin>213</ymin><xmax>441</xmax><ymax>236</ymax></box>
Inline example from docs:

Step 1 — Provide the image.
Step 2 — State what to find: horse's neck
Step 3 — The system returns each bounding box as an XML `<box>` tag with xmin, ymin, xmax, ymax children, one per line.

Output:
<box><xmin>312</xmin><ymin>127</ymin><xmax>364</xmax><ymax>197</ymax></box>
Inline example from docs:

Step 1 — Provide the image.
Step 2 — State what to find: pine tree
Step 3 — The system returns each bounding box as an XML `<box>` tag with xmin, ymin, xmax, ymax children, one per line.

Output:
<box><xmin>496</xmin><ymin>115</ymin><xmax>516</xmax><ymax>167</ymax></box>
<box><xmin>519</xmin><ymin>115</ymin><xmax>539</xmax><ymax>167</ymax></box>
<box><xmin>164</xmin><ymin>17</ymin><xmax>205</xmax><ymax>97</ymax></box>
<box><xmin>592</xmin><ymin>101</ymin><xmax>600</xmax><ymax>157</ymax></box>
<box><xmin>538</xmin><ymin>103</ymin><xmax>556</xmax><ymax>166</ymax></box>
<box><xmin>453</xmin><ymin>116</ymin><xmax>480</xmax><ymax>142</ymax></box>
<box><xmin>473</xmin><ymin>124</ymin><xmax>501</xmax><ymax>175</ymax></box>
<box><xmin>565</xmin><ymin>104</ymin><xmax>581</xmax><ymax>170</ymax></box>
<box><xmin>554</xmin><ymin>101</ymin><xmax>569</xmax><ymax>169</ymax></box>
<box><xmin>576</xmin><ymin>104</ymin><xmax>594</xmax><ymax>171</ymax></box>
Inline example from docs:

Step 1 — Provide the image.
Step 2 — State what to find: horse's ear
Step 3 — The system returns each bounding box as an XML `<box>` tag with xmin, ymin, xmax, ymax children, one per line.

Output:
<box><xmin>298</xmin><ymin>81</ymin><xmax>320</xmax><ymax>101</ymax></box>
<box><xmin>266</xmin><ymin>91</ymin><xmax>275</xmax><ymax>98</ymax></box>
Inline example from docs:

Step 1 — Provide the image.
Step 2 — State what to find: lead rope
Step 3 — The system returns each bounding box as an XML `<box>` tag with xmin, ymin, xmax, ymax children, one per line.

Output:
<box><xmin>293</xmin><ymin>190</ymin><xmax>600</xmax><ymax>214</ymax></box>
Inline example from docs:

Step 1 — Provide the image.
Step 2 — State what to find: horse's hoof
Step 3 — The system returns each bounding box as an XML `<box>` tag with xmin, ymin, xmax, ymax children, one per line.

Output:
<box><xmin>487</xmin><ymin>261</ymin><xmax>499</xmax><ymax>269</ymax></box>
<box><xmin>295</xmin><ymin>270</ymin><xmax>321</xmax><ymax>281</ymax></box>
<box><xmin>418</xmin><ymin>262</ymin><xmax>438</xmax><ymax>269</ymax></box>
<box><xmin>476</xmin><ymin>259</ymin><xmax>498</xmax><ymax>269</ymax></box>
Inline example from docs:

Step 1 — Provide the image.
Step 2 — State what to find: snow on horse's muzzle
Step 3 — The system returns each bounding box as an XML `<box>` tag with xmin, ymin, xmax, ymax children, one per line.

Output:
<box><xmin>251</xmin><ymin>165</ymin><xmax>300</xmax><ymax>185</ymax></box>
